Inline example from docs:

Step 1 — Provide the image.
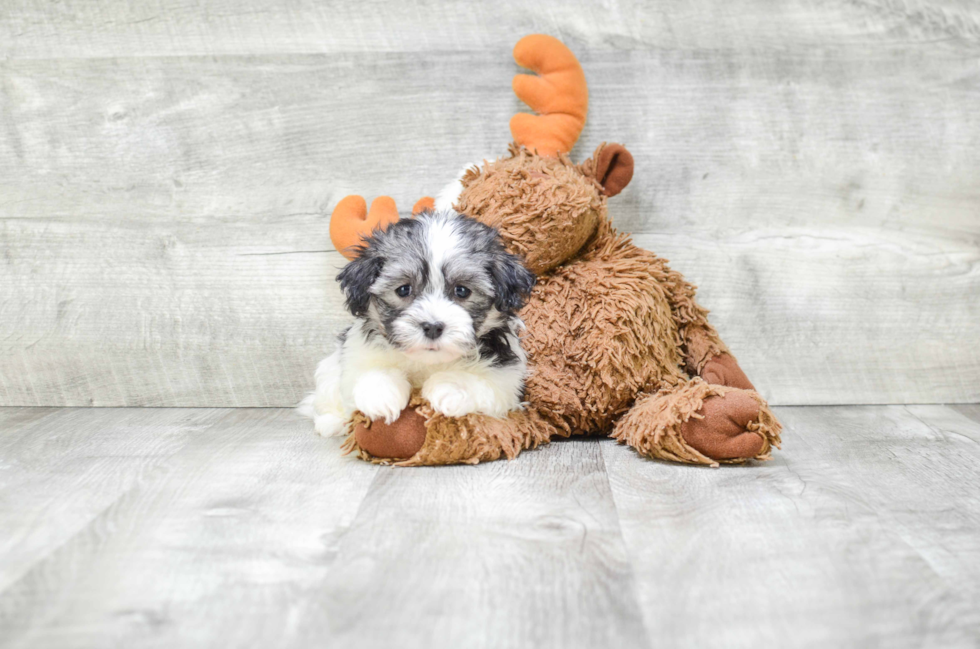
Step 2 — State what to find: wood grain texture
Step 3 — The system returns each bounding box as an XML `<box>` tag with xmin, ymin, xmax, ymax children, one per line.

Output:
<box><xmin>902</xmin><ymin>404</ymin><xmax>980</xmax><ymax>604</ymax></box>
<box><xmin>633</xmin><ymin>231</ymin><xmax>980</xmax><ymax>405</ymax></box>
<box><xmin>951</xmin><ymin>403</ymin><xmax>980</xmax><ymax>431</ymax></box>
<box><xmin>0</xmin><ymin>407</ymin><xmax>228</xmax><ymax>592</ymax></box>
<box><xmin>2</xmin><ymin>405</ymin><xmax>979</xmax><ymax>647</ymax></box>
<box><xmin>1</xmin><ymin>1</ymin><xmax>979</xmax><ymax>406</ymax></box>
<box><xmin>0</xmin><ymin>411</ymin><xmax>648</xmax><ymax>649</ymax></box>
<box><xmin>1</xmin><ymin>217</ymin><xmax>348</xmax><ymax>407</ymax></box>
<box><xmin>287</xmin><ymin>437</ymin><xmax>649</xmax><ymax>649</ymax></box>
<box><xmin>1</xmin><ymin>0</ymin><xmax>978</xmax><ymax>58</ymax></box>
<box><xmin>602</xmin><ymin>404</ymin><xmax>980</xmax><ymax>648</ymax></box>
<box><xmin>0</xmin><ymin>408</ymin><xmax>379</xmax><ymax>649</ymax></box>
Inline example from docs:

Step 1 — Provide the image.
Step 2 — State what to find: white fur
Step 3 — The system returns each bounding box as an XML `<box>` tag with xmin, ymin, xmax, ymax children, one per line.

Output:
<box><xmin>434</xmin><ymin>162</ymin><xmax>481</xmax><ymax>212</ymax></box>
<box><xmin>424</xmin><ymin>213</ymin><xmax>462</xmax><ymax>291</ymax></box>
<box><xmin>300</xmin><ymin>319</ymin><xmax>527</xmax><ymax>434</ymax></box>
<box><xmin>353</xmin><ymin>367</ymin><xmax>413</xmax><ymax>423</ymax></box>
<box><xmin>390</xmin><ymin>292</ymin><xmax>475</xmax><ymax>363</ymax></box>
<box><xmin>422</xmin><ymin>363</ymin><xmax>525</xmax><ymax>418</ymax></box>
<box><xmin>296</xmin><ymin>351</ymin><xmax>347</xmax><ymax>437</ymax></box>
<box><xmin>298</xmin><ymin>206</ymin><xmax>529</xmax><ymax>434</ymax></box>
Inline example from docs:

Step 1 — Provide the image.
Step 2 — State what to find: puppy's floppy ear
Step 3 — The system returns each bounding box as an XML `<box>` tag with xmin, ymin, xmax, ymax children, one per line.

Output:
<box><xmin>489</xmin><ymin>251</ymin><xmax>536</xmax><ymax>313</ymax></box>
<box><xmin>337</xmin><ymin>250</ymin><xmax>384</xmax><ymax>317</ymax></box>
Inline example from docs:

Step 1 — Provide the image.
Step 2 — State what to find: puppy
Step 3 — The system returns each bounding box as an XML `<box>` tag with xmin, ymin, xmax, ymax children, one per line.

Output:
<box><xmin>299</xmin><ymin>209</ymin><xmax>536</xmax><ymax>437</ymax></box>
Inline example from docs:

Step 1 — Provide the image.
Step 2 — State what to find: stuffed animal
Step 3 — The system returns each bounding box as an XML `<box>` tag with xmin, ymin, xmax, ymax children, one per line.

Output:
<box><xmin>328</xmin><ymin>34</ymin><xmax>782</xmax><ymax>467</ymax></box>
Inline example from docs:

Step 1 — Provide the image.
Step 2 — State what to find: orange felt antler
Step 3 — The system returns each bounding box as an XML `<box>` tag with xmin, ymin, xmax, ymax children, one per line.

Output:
<box><xmin>510</xmin><ymin>34</ymin><xmax>589</xmax><ymax>156</ymax></box>
<box><xmin>329</xmin><ymin>195</ymin><xmax>400</xmax><ymax>260</ymax></box>
<box><xmin>412</xmin><ymin>196</ymin><xmax>435</xmax><ymax>215</ymax></box>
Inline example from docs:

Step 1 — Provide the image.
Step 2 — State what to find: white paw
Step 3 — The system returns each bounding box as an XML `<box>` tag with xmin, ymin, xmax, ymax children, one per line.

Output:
<box><xmin>425</xmin><ymin>382</ymin><xmax>477</xmax><ymax>418</ymax></box>
<box><xmin>422</xmin><ymin>372</ymin><xmax>494</xmax><ymax>418</ymax></box>
<box><xmin>313</xmin><ymin>413</ymin><xmax>346</xmax><ymax>438</ymax></box>
<box><xmin>353</xmin><ymin>369</ymin><xmax>412</xmax><ymax>424</ymax></box>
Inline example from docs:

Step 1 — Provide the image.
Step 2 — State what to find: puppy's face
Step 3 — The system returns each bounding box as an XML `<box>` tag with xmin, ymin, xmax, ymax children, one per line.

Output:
<box><xmin>337</xmin><ymin>211</ymin><xmax>535</xmax><ymax>364</ymax></box>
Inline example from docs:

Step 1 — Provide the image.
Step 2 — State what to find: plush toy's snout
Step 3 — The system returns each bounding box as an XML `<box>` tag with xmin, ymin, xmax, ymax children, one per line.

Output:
<box><xmin>455</xmin><ymin>141</ymin><xmax>635</xmax><ymax>275</ymax></box>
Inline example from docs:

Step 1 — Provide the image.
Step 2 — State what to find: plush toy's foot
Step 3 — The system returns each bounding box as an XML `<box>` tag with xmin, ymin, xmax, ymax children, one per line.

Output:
<box><xmin>679</xmin><ymin>390</ymin><xmax>766</xmax><ymax>460</ymax></box>
<box><xmin>611</xmin><ymin>379</ymin><xmax>781</xmax><ymax>466</ymax></box>
<box><xmin>352</xmin><ymin>407</ymin><xmax>428</xmax><ymax>460</ymax></box>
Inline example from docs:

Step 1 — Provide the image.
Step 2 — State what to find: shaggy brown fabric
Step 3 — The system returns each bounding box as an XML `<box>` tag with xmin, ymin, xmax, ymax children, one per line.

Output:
<box><xmin>344</xmin><ymin>393</ymin><xmax>556</xmax><ymax>466</ymax></box>
<box><xmin>348</xmin><ymin>143</ymin><xmax>782</xmax><ymax>467</ymax></box>
<box><xmin>612</xmin><ymin>380</ymin><xmax>781</xmax><ymax>467</ymax></box>
<box><xmin>519</xmin><ymin>228</ymin><xmax>689</xmax><ymax>435</ymax></box>
<box><xmin>683</xmin><ymin>326</ymin><xmax>731</xmax><ymax>376</ymax></box>
<box><xmin>456</xmin><ymin>145</ymin><xmax>603</xmax><ymax>276</ymax></box>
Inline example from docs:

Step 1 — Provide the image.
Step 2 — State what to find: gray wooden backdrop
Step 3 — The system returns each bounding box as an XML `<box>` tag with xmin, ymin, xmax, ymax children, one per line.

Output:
<box><xmin>1</xmin><ymin>0</ymin><xmax>978</xmax><ymax>407</ymax></box>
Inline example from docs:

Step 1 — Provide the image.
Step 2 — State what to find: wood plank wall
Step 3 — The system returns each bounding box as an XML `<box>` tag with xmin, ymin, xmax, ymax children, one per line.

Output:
<box><xmin>1</xmin><ymin>1</ymin><xmax>978</xmax><ymax>406</ymax></box>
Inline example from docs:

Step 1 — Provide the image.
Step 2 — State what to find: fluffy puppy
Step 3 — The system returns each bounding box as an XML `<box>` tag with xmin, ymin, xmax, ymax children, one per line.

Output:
<box><xmin>299</xmin><ymin>210</ymin><xmax>536</xmax><ymax>437</ymax></box>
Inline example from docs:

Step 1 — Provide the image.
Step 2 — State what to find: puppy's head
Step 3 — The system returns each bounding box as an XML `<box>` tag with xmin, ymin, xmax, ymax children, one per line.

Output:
<box><xmin>337</xmin><ymin>210</ymin><xmax>535</xmax><ymax>364</ymax></box>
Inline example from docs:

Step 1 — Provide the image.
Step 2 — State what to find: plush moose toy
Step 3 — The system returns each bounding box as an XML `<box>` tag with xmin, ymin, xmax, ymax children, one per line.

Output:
<box><xmin>328</xmin><ymin>35</ymin><xmax>782</xmax><ymax>466</ymax></box>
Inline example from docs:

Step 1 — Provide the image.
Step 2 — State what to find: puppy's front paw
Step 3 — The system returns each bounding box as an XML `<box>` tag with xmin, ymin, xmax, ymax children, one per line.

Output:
<box><xmin>422</xmin><ymin>372</ymin><xmax>494</xmax><ymax>418</ymax></box>
<box><xmin>353</xmin><ymin>369</ymin><xmax>412</xmax><ymax>424</ymax></box>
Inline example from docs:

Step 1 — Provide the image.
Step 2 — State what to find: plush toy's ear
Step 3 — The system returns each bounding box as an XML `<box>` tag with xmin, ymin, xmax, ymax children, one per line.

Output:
<box><xmin>330</xmin><ymin>195</ymin><xmax>400</xmax><ymax>260</ymax></box>
<box><xmin>336</xmin><ymin>249</ymin><xmax>384</xmax><ymax>317</ymax></box>
<box><xmin>585</xmin><ymin>143</ymin><xmax>634</xmax><ymax>197</ymax></box>
<box><xmin>489</xmin><ymin>251</ymin><xmax>537</xmax><ymax>314</ymax></box>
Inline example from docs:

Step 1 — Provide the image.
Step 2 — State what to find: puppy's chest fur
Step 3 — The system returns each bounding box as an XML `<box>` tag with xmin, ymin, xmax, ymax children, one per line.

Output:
<box><xmin>341</xmin><ymin>320</ymin><xmax>525</xmax><ymax>393</ymax></box>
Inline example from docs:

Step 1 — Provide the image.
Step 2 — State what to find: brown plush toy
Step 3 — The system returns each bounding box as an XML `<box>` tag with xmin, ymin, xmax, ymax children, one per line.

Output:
<box><xmin>330</xmin><ymin>34</ymin><xmax>782</xmax><ymax>467</ymax></box>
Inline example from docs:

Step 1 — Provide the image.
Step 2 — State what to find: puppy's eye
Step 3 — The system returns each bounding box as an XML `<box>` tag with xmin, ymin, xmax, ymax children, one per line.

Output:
<box><xmin>395</xmin><ymin>285</ymin><xmax>412</xmax><ymax>298</ymax></box>
<box><xmin>454</xmin><ymin>285</ymin><xmax>471</xmax><ymax>299</ymax></box>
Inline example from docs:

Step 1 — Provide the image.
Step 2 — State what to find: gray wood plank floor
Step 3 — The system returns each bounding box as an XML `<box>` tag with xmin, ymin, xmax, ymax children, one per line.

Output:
<box><xmin>1</xmin><ymin>406</ymin><xmax>979</xmax><ymax>648</ymax></box>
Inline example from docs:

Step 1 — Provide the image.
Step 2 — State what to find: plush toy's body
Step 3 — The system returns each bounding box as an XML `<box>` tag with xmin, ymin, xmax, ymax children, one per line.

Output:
<box><xmin>329</xmin><ymin>35</ymin><xmax>782</xmax><ymax>467</ymax></box>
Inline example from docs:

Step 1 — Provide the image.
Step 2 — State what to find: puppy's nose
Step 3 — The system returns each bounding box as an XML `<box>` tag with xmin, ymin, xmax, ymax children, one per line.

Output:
<box><xmin>421</xmin><ymin>322</ymin><xmax>445</xmax><ymax>340</ymax></box>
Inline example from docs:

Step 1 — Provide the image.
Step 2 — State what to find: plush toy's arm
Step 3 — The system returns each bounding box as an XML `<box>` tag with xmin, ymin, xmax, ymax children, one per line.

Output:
<box><xmin>676</xmin><ymin>310</ymin><xmax>728</xmax><ymax>376</ymax></box>
<box><xmin>657</xmin><ymin>261</ymin><xmax>755</xmax><ymax>389</ymax></box>
<box><xmin>348</xmin><ymin>397</ymin><xmax>559</xmax><ymax>466</ymax></box>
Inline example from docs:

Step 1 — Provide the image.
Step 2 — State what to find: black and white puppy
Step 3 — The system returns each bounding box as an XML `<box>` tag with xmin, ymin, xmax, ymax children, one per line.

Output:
<box><xmin>299</xmin><ymin>210</ymin><xmax>536</xmax><ymax>437</ymax></box>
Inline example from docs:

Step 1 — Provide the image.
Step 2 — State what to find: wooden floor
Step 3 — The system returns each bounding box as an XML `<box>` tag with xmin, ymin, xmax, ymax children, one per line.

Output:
<box><xmin>1</xmin><ymin>405</ymin><xmax>979</xmax><ymax>648</ymax></box>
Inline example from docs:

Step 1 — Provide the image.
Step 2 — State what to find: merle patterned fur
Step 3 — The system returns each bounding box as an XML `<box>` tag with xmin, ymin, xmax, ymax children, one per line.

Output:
<box><xmin>336</xmin><ymin>210</ymin><xmax>535</xmax><ymax>368</ymax></box>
